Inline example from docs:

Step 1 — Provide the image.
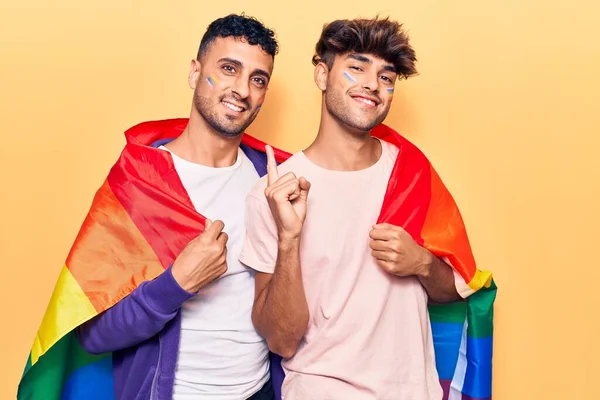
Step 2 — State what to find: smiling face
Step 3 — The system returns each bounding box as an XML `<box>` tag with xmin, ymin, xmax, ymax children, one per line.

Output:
<box><xmin>189</xmin><ymin>36</ymin><xmax>274</xmax><ymax>138</ymax></box>
<box><xmin>317</xmin><ymin>52</ymin><xmax>397</xmax><ymax>133</ymax></box>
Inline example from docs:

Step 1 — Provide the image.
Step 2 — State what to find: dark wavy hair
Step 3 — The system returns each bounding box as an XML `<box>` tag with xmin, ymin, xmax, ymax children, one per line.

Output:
<box><xmin>312</xmin><ymin>17</ymin><xmax>417</xmax><ymax>80</ymax></box>
<box><xmin>197</xmin><ymin>14</ymin><xmax>278</xmax><ymax>59</ymax></box>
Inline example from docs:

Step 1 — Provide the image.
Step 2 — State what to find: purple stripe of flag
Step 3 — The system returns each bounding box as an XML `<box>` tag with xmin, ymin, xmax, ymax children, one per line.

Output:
<box><xmin>462</xmin><ymin>395</ymin><xmax>491</xmax><ymax>400</ymax></box>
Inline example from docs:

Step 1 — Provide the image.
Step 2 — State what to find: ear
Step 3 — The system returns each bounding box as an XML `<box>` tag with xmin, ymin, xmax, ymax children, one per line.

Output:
<box><xmin>189</xmin><ymin>59</ymin><xmax>202</xmax><ymax>89</ymax></box>
<box><xmin>314</xmin><ymin>62</ymin><xmax>329</xmax><ymax>91</ymax></box>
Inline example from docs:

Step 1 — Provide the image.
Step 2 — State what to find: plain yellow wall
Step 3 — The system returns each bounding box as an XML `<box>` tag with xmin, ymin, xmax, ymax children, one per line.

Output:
<box><xmin>2</xmin><ymin>1</ymin><xmax>599</xmax><ymax>398</ymax></box>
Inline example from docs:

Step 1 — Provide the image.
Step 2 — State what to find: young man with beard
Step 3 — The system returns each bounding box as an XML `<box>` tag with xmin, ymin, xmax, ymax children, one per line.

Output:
<box><xmin>240</xmin><ymin>17</ymin><xmax>491</xmax><ymax>399</ymax></box>
<box><xmin>20</xmin><ymin>14</ymin><xmax>282</xmax><ymax>400</ymax></box>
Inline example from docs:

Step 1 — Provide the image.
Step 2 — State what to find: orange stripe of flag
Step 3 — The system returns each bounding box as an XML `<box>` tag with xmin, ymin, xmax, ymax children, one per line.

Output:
<box><xmin>420</xmin><ymin>166</ymin><xmax>477</xmax><ymax>281</ymax></box>
<box><xmin>66</xmin><ymin>180</ymin><xmax>165</xmax><ymax>312</ymax></box>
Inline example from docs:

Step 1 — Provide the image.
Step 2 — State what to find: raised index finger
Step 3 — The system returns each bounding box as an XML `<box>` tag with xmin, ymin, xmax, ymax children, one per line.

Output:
<box><xmin>266</xmin><ymin>145</ymin><xmax>278</xmax><ymax>185</ymax></box>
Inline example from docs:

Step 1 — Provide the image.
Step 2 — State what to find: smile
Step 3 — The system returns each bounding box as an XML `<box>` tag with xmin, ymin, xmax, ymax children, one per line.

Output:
<box><xmin>351</xmin><ymin>96</ymin><xmax>377</xmax><ymax>107</ymax></box>
<box><xmin>221</xmin><ymin>101</ymin><xmax>245</xmax><ymax>113</ymax></box>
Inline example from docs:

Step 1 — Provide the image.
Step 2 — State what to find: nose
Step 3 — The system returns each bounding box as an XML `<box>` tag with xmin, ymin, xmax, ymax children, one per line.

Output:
<box><xmin>361</xmin><ymin>71</ymin><xmax>379</xmax><ymax>92</ymax></box>
<box><xmin>231</xmin><ymin>75</ymin><xmax>251</xmax><ymax>99</ymax></box>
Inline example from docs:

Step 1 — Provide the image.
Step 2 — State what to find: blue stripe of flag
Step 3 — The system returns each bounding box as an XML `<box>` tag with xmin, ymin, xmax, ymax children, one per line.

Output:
<box><xmin>431</xmin><ymin>321</ymin><xmax>464</xmax><ymax>380</ymax></box>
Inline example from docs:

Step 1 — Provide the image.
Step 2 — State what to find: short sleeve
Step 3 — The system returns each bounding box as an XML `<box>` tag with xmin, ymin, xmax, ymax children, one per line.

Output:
<box><xmin>442</xmin><ymin>256</ymin><xmax>476</xmax><ymax>299</ymax></box>
<box><xmin>239</xmin><ymin>193</ymin><xmax>279</xmax><ymax>274</ymax></box>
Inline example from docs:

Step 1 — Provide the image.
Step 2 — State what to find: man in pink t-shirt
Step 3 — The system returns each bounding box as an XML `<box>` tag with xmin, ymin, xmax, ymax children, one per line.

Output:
<box><xmin>240</xmin><ymin>17</ymin><xmax>473</xmax><ymax>399</ymax></box>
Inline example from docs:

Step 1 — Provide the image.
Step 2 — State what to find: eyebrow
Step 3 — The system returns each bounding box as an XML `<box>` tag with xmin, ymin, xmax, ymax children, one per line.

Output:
<box><xmin>218</xmin><ymin>57</ymin><xmax>271</xmax><ymax>80</ymax></box>
<box><xmin>346</xmin><ymin>53</ymin><xmax>396</xmax><ymax>74</ymax></box>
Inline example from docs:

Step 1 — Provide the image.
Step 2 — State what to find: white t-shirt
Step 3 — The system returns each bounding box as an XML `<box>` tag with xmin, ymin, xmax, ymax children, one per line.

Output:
<box><xmin>160</xmin><ymin>146</ymin><xmax>269</xmax><ymax>399</ymax></box>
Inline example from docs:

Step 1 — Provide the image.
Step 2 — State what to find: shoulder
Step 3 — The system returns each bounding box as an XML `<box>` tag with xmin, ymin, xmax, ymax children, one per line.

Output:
<box><xmin>372</xmin><ymin>124</ymin><xmax>430</xmax><ymax>166</ymax></box>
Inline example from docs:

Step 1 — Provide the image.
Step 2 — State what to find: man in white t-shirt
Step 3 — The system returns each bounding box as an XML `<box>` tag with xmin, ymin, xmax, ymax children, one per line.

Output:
<box><xmin>74</xmin><ymin>14</ymin><xmax>281</xmax><ymax>400</ymax></box>
<box><xmin>240</xmin><ymin>17</ymin><xmax>478</xmax><ymax>399</ymax></box>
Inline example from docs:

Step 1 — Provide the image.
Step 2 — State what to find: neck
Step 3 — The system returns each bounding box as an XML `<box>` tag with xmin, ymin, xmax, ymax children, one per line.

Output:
<box><xmin>304</xmin><ymin>103</ymin><xmax>381</xmax><ymax>171</ymax></box>
<box><xmin>165</xmin><ymin>108</ymin><xmax>242</xmax><ymax>167</ymax></box>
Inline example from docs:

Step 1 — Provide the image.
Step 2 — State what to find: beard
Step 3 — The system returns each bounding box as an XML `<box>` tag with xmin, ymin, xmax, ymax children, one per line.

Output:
<box><xmin>325</xmin><ymin>87</ymin><xmax>389</xmax><ymax>133</ymax></box>
<box><xmin>193</xmin><ymin>89</ymin><xmax>259</xmax><ymax>138</ymax></box>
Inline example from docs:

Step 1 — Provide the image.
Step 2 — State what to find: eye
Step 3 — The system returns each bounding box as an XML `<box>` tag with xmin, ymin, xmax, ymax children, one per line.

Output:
<box><xmin>222</xmin><ymin>65</ymin><xmax>236</xmax><ymax>73</ymax></box>
<box><xmin>350</xmin><ymin>65</ymin><xmax>363</xmax><ymax>72</ymax></box>
<box><xmin>380</xmin><ymin>75</ymin><xmax>393</xmax><ymax>83</ymax></box>
<box><xmin>253</xmin><ymin>77</ymin><xmax>267</xmax><ymax>87</ymax></box>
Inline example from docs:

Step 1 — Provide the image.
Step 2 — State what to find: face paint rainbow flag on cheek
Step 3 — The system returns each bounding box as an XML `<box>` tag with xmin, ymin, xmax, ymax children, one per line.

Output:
<box><xmin>206</xmin><ymin>76</ymin><xmax>219</xmax><ymax>87</ymax></box>
<box><xmin>386</xmin><ymin>87</ymin><xmax>395</xmax><ymax>96</ymax></box>
<box><xmin>343</xmin><ymin>71</ymin><xmax>356</xmax><ymax>84</ymax></box>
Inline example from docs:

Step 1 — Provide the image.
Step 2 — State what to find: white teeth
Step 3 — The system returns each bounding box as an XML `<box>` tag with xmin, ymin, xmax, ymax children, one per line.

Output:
<box><xmin>223</xmin><ymin>101</ymin><xmax>243</xmax><ymax>112</ymax></box>
<box><xmin>356</xmin><ymin>97</ymin><xmax>375</xmax><ymax>106</ymax></box>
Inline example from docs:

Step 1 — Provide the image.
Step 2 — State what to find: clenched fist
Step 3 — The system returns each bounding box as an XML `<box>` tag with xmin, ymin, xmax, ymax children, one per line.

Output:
<box><xmin>369</xmin><ymin>223</ymin><xmax>433</xmax><ymax>277</ymax></box>
<box><xmin>172</xmin><ymin>219</ymin><xmax>228</xmax><ymax>293</ymax></box>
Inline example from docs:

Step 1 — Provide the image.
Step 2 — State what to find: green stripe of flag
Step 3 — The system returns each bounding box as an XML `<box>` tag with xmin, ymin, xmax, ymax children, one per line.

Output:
<box><xmin>18</xmin><ymin>331</ymin><xmax>109</xmax><ymax>400</ymax></box>
<box><xmin>467</xmin><ymin>279</ymin><xmax>497</xmax><ymax>339</ymax></box>
<box><xmin>428</xmin><ymin>279</ymin><xmax>497</xmax><ymax>339</ymax></box>
<box><xmin>429</xmin><ymin>300</ymin><xmax>467</xmax><ymax>324</ymax></box>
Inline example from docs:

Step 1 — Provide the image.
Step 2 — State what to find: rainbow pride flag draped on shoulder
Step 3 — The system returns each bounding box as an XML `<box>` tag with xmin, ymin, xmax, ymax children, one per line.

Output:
<box><xmin>373</xmin><ymin>125</ymin><xmax>496</xmax><ymax>400</ymax></box>
<box><xmin>17</xmin><ymin>119</ymin><xmax>496</xmax><ymax>400</ymax></box>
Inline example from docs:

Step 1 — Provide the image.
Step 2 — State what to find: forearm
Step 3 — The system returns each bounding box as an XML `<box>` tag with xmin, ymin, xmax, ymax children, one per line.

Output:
<box><xmin>417</xmin><ymin>252</ymin><xmax>462</xmax><ymax>303</ymax></box>
<box><xmin>75</xmin><ymin>267</ymin><xmax>195</xmax><ymax>354</ymax></box>
<box><xmin>253</xmin><ymin>238</ymin><xmax>309</xmax><ymax>358</ymax></box>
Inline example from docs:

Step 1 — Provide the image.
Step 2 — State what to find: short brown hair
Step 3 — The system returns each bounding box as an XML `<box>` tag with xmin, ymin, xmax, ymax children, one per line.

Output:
<box><xmin>312</xmin><ymin>17</ymin><xmax>417</xmax><ymax>80</ymax></box>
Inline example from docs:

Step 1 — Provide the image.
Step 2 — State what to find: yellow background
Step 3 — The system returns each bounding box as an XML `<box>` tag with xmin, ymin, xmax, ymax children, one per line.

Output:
<box><xmin>1</xmin><ymin>1</ymin><xmax>599</xmax><ymax>398</ymax></box>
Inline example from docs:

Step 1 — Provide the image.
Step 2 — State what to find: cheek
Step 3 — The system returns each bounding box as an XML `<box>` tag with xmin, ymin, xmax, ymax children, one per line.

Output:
<box><xmin>253</xmin><ymin>93</ymin><xmax>266</xmax><ymax>110</ymax></box>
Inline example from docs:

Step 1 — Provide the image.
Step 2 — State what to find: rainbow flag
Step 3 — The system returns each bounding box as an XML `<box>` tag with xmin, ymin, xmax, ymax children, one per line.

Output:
<box><xmin>17</xmin><ymin>119</ymin><xmax>495</xmax><ymax>400</ymax></box>
<box><xmin>375</xmin><ymin>124</ymin><xmax>496</xmax><ymax>400</ymax></box>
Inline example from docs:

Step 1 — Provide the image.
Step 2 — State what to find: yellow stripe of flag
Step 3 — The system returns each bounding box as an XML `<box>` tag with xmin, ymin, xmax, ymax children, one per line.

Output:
<box><xmin>31</xmin><ymin>265</ymin><xmax>97</xmax><ymax>365</ymax></box>
<box><xmin>467</xmin><ymin>269</ymin><xmax>493</xmax><ymax>292</ymax></box>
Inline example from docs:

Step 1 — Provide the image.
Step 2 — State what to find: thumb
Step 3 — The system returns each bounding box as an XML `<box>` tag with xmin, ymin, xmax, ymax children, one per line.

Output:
<box><xmin>298</xmin><ymin>177</ymin><xmax>311</xmax><ymax>201</ymax></box>
<box><xmin>204</xmin><ymin>218</ymin><xmax>213</xmax><ymax>230</ymax></box>
<box><xmin>203</xmin><ymin>219</ymin><xmax>225</xmax><ymax>241</ymax></box>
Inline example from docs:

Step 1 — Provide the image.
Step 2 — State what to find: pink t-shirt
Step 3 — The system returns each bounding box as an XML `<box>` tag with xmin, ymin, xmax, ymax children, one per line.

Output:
<box><xmin>240</xmin><ymin>140</ymin><xmax>452</xmax><ymax>399</ymax></box>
